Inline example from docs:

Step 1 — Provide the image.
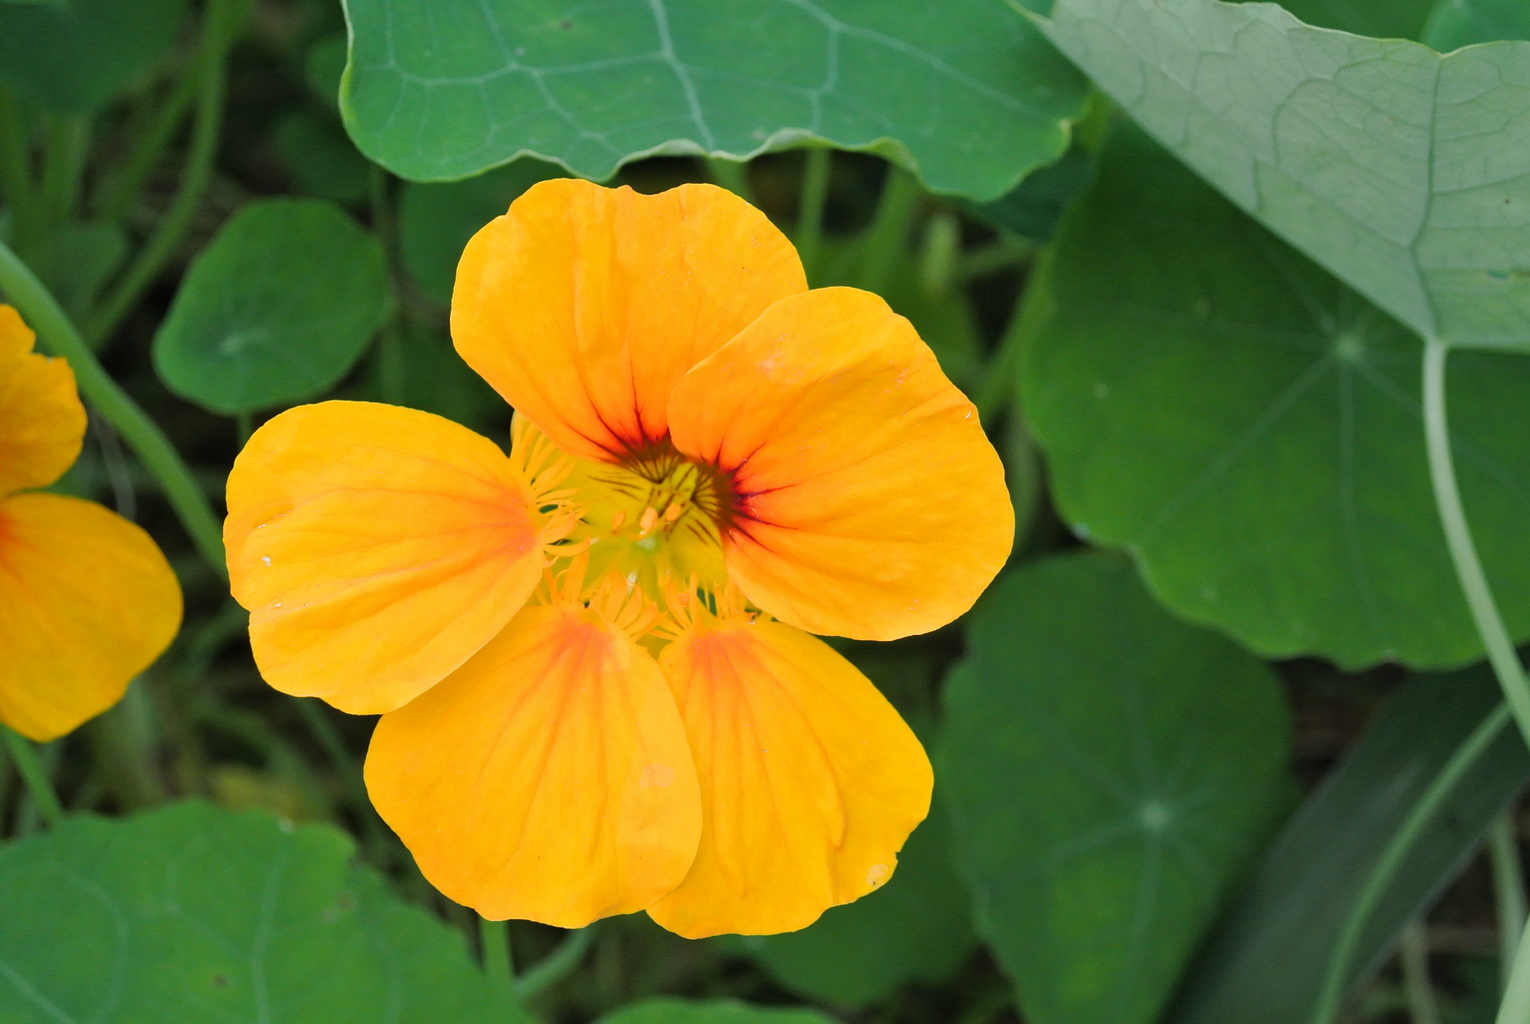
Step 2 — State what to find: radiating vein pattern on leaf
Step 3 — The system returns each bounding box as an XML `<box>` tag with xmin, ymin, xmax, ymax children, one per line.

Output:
<box><xmin>340</xmin><ymin>0</ymin><xmax>1087</xmax><ymax>198</ymax></box>
<box><xmin>1045</xmin><ymin>0</ymin><xmax>1530</xmax><ymax>351</ymax></box>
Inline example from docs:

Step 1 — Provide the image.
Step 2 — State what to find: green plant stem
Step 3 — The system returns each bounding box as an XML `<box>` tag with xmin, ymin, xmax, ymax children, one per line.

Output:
<box><xmin>0</xmin><ymin>91</ymin><xmax>37</xmax><ymax>246</ymax></box>
<box><xmin>1</xmin><ymin>725</ymin><xmax>64</xmax><ymax>828</ymax></box>
<box><xmin>856</xmin><ymin>166</ymin><xmax>923</xmax><ymax>296</ymax></box>
<box><xmin>479</xmin><ymin>917</ymin><xmax>516</xmax><ymax>993</ymax></box>
<box><xmin>86</xmin><ymin>691</ymin><xmax>168</xmax><ymax>809</ymax></box>
<box><xmin>518</xmin><ymin>926</ymin><xmax>596</xmax><ymax>1001</ymax></box>
<box><xmin>1422</xmin><ymin>339</ymin><xmax>1530</xmax><ymax>751</ymax></box>
<box><xmin>1500</xmin><ymin>929</ymin><xmax>1530</xmax><ymax>1024</ymax></box>
<box><xmin>368</xmin><ymin>166</ymin><xmax>406</xmax><ymax>406</ymax></box>
<box><xmin>85</xmin><ymin>0</ymin><xmax>240</xmax><ymax>346</ymax></box>
<box><xmin>1311</xmin><ymin>701</ymin><xmax>1513</xmax><ymax>1024</ymax></box>
<box><xmin>0</xmin><ymin>238</ymin><xmax>227</xmax><ymax>574</ymax></box>
<box><xmin>102</xmin><ymin>64</ymin><xmax>200</xmax><ymax>220</ymax></box>
<box><xmin>1400</xmin><ymin>921</ymin><xmax>1441</xmax><ymax>1024</ymax></box>
<box><xmin>1491</xmin><ymin>812</ymin><xmax>1527</xmax><ymax>976</ymax></box>
<box><xmin>976</xmin><ymin>286</ymin><xmax>1030</xmax><ymax>426</ymax></box>
<box><xmin>703</xmin><ymin>155</ymin><xmax>755</xmax><ymax>206</ymax></box>
<box><xmin>40</xmin><ymin>115</ymin><xmax>88</xmax><ymax>229</ymax></box>
<box><xmin>291</xmin><ymin>698</ymin><xmax>392</xmax><ymax>859</ymax></box>
<box><xmin>794</xmin><ymin>147</ymin><xmax>831</xmax><ymax>282</ymax></box>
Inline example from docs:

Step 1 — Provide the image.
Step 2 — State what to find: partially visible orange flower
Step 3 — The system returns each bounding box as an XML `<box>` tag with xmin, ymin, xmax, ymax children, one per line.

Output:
<box><xmin>0</xmin><ymin>305</ymin><xmax>182</xmax><ymax>741</ymax></box>
<box><xmin>225</xmin><ymin>180</ymin><xmax>1012</xmax><ymax>936</ymax></box>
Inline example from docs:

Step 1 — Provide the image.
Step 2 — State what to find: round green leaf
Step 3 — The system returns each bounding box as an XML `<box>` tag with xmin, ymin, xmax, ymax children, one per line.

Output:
<box><xmin>1021</xmin><ymin>128</ymin><xmax>1530</xmax><ymax>668</ymax></box>
<box><xmin>940</xmin><ymin>551</ymin><xmax>1291</xmax><ymax>1024</ymax></box>
<box><xmin>597</xmin><ymin>999</ymin><xmax>835</xmax><ymax>1024</ymax></box>
<box><xmin>398</xmin><ymin>160</ymin><xmax>558</xmax><ymax>305</ymax></box>
<box><xmin>153</xmin><ymin>198</ymin><xmax>393</xmax><ymax>415</ymax></box>
<box><xmin>0</xmin><ymin>0</ymin><xmax>186</xmax><ymax>111</ymax></box>
<box><xmin>0</xmin><ymin>801</ymin><xmax>527</xmax><ymax>1023</ymax></box>
<box><xmin>338</xmin><ymin>0</ymin><xmax>1088</xmax><ymax>201</ymax></box>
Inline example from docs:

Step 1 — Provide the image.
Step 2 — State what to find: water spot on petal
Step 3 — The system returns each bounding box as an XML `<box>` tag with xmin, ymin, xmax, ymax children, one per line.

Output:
<box><xmin>640</xmin><ymin>763</ymin><xmax>675</xmax><ymax>789</ymax></box>
<box><xmin>866</xmin><ymin>863</ymin><xmax>890</xmax><ymax>887</ymax></box>
<box><xmin>261</xmin><ymin>555</ymin><xmax>272</xmax><ymax>566</ymax></box>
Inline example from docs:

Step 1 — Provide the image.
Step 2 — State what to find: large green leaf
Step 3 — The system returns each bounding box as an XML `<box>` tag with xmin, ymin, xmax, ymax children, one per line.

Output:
<box><xmin>1169</xmin><ymin>668</ymin><xmax>1528</xmax><ymax>1024</ymax></box>
<box><xmin>597</xmin><ymin>1000</ymin><xmax>834</xmax><ymax>1024</ymax></box>
<box><xmin>0</xmin><ymin>801</ymin><xmax>526</xmax><ymax>1023</ymax></box>
<box><xmin>940</xmin><ymin>551</ymin><xmax>1291</xmax><ymax>1024</ymax></box>
<box><xmin>1021</xmin><ymin>127</ymin><xmax>1530</xmax><ymax>667</ymax></box>
<box><xmin>1423</xmin><ymin>0</ymin><xmax>1530</xmax><ymax>49</ymax></box>
<box><xmin>338</xmin><ymin>0</ymin><xmax>1088</xmax><ymax>200</ymax></box>
<box><xmin>0</xmin><ymin>0</ymin><xmax>185</xmax><ymax>111</ymax></box>
<box><xmin>1043</xmin><ymin>0</ymin><xmax>1530</xmax><ymax>353</ymax></box>
<box><xmin>153</xmin><ymin>198</ymin><xmax>393</xmax><ymax>415</ymax></box>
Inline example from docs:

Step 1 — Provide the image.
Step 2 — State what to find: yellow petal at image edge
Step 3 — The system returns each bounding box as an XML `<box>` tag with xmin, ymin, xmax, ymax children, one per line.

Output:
<box><xmin>366</xmin><ymin>604</ymin><xmax>702</xmax><ymax>928</ymax></box>
<box><xmin>668</xmin><ymin>286</ymin><xmax>1014</xmax><ymax>641</ymax></box>
<box><xmin>226</xmin><ymin>401</ymin><xmax>546</xmax><ymax>715</ymax></box>
<box><xmin>0</xmin><ymin>493</ymin><xmax>182</xmax><ymax>741</ymax></box>
<box><xmin>453</xmin><ymin>179</ymin><xmax>806</xmax><ymax>463</ymax></box>
<box><xmin>647</xmin><ymin>618</ymin><xmax>932</xmax><ymax>938</ymax></box>
<box><xmin>0</xmin><ymin>305</ymin><xmax>87</xmax><ymax>497</ymax></box>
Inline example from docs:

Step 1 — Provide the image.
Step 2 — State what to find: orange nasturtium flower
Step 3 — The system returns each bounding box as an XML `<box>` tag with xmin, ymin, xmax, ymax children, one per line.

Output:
<box><xmin>0</xmin><ymin>305</ymin><xmax>182</xmax><ymax>741</ymax></box>
<box><xmin>225</xmin><ymin>180</ymin><xmax>1012</xmax><ymax>936</ymax></box>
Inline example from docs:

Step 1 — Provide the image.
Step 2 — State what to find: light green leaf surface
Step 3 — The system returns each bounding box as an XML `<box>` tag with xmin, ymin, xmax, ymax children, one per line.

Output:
<box><xmin>338</xmin><ymin>0</ymin><xmax>1088</xmax><ymax>200</ymax></box>
<box><xmin>1021</xmin><ymin>127</ymin><xmax>1530</xmax><ymax>667</ymax></box>
<box><xmin>1423</xmin><ymin>0</ymin><xmax>1530</xmax><ymax>50</ymax></box>
<box><xmin>0</xmin><ymin>0</ymin><xmax>185</xmax><ymax>111</ymax></box>
<box><xmin>397</xmin><ymin>159</ymin><xmax>558</xmax><ymax>305</ymax></box>
<box><xmin>1170</xmin><ymin>668</ymin><xmax>1529</xmax><ymax>1024</ymax></box>
<box><xmin>0</xmin><ymin>801</ymin><xmax>526</xmax><ymax>1024</ymax></box>
<box><xmin>153</xmin><ymin>198</ymin><xmax>393</xmax><ymax>415</ymax></box>
<box><xmin>1043</xmin><ymin>0</ymin><xmax>1530</xmax><ymax>352</ymax></box>
<box><xmin>597</xmin><ymin>999</ymin><xmax>835</xmax><ymax>1024</ymax></box>
<box><xmin>940</xmin><ymin>551</ymin><xmax>1291</xmax><ymax>1024</ymax></box>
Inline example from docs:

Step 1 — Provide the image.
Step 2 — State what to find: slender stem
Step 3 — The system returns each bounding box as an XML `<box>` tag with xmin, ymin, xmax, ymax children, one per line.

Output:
<box><xmin>1311</xmin><ymin>701</ymin><xmax>1513</xmax><ymax>1024</ymax></box>
<box><xmin>1</xmin><ymin>725</ymin><xmax>64</xmax><ymax>828</ymax></box>
<box><xmin>1500</xmin><ymin>927</ymin><xmax>1530</xmax><ymax>1024</ymax></box>
<box><xmin>1422</xmin><ymin>338</ymin><xmax>1530</xmax><ymax>750</ymax></box>
<box><xmin>518</xmin><ymin>926</ymin><xmax>596</xmax><ymax>1001</ymax></box>
<box><xmin>86</xmin><ymin>690</ymin><xmax>168</xmax><ymax>809</ymax></box>
<box><xmin>960</xmin><ymin>238</ymin><xmax>1035</xmax><ymax>283</ymax></box>
<box><xmin>0</xmin><ymin>238</ymin><xmax>227</xmax><ymax>574</ymax></box>
<box><xmin>479</xmin><ymin>917</ymin><xmax>516</xmax><ymax>993</ymax></box>
<box><xmin>85</xmin><ymin>0</ymin><xmax>240</xmax><ymax>346</ymax></box>
<box><xmin>856</xmin><ymin>166</ymin><xmax>922</xmax><ymax>296</ymax></box>
<box><xmin>1492</xmin><ymin>812</ymin><xmax>1527</xmax><ymax>976</ymax></box>
<box><xmin>40</xmin><ymin>115</ymin><xmax>88</xmax><ymax>229</ymax></box>
<box><xmin>794</xmin><ymin>147</ymin><xmax>831</xmax><ymax>283</ymax></box>
<box><xmin>367</xmin><ymin>166</ymin><xmax>406</xmax><ymax>406</ymax></box>
<box><xmin>976</xmin><ymin>285</ymin><xmax>1030</xmax><ymax>426</ymax></box>
<box><xmin>1400</xmin><ymin>921</ymin><xmax>1442</xmax><ymax>1024</ymax></box>
<box><xmin>0</xmin><ymin>91</ymin><xmax>37</xmax><ymax>247</ymax></box>
<box><xmin>703</xmin><ymin>156</ymin><xmax>755</xmax><ymax>206</ymax></box>
<box><xmin>101</xmin><ymin>64</ymin><xmax>200</xmax><ymax>220</ymax></box>
<box><xmin>292</xmin><ymin>697</ymin><xmax>392</xmax><ymax>858</ymax></box>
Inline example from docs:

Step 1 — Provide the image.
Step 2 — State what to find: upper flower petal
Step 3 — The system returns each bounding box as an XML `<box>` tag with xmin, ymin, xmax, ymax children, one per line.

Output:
<box><xmin>365</xmin><ymin>603</ymin><xmax>702</xmax><ymax>928</ymax></box>
<box><xmin>452</xmin><ymin>179</ymin><xmax>807</xmax><ymax>464</ymax></box>
<box><xmin>667</xmin><ymin>287</ymin><xmax>1014</xmax><ymax>641</ymax></box>
<box><xmin>646</xmin><ymin>616</ymin><xmax>932</xmax><ymax>938</ymax></box>
<box><xmin>0</xmin><ymin>305</ymin><xmax>86</xmax><ymax>496</ymax></box>
<box><xmin>225</xmin><ymin>401</ymin><xmax>547</xmax><ymax>715</ymax></box>
<box><xmin>0</xmin><ymin>493</ymin><xmax>182</xmax><ymax>741</ymax></box>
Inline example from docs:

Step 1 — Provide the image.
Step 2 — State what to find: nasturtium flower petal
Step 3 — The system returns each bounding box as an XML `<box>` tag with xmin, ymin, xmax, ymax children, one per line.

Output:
<box><xmin>365</xmin><ymin>603</ymin><xmax>702</xmax><ymax>928</ymax></box>
<box><xmin>668</xmin><ymin>287</ymin><xmax>1013</xmax><ymax>641</ymax></box>
<box><xmin>0</xmin><ymin>304</ymin><xmax>86</xmax><ymax>496</ymax></box>
<box><xmin>452</xmin><ymin>179</ymin><xmax>807</xmax><ymax>464</ymax></box>
<box><xmin>646</xmin><ymin>616</ymin><xmax>931</xmax><ymax>938</ymax></box>
<box><xmin>225</xmin><ymin>401</ymin><xmax>547</xmax><ymax>714</ymax></box>
<box><xmin>0</xmin><ymin>493</ymin><xmax>182</xmax><ymax>741</ymax></box>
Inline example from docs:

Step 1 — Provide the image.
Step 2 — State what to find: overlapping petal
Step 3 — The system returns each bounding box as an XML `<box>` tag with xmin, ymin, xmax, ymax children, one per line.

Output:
<box><xmin>647</xmin><ymin>615</ymin><xmax>931</xmax><ymax>937</ymax></box>
<box><xmin>452</xmin><ymin>179</ymin><xmax>807</xmax><ymax>464</ymax></box>
<box><xmin>0</xmin><ymin>493</ymin><xmax>182</xmax><ymax>741</ymax></box>
<box><xmin>225</xmin><ymin>401</ymin><xmax>547</xmax><ymax>714</ymax></box>
<box><xmin>366</xmin><ymin>603</ymin><xmax>702</xmax><ymax>927</ymax></box>
<box><xmin>668</xmin><ymin>287</ymin><xmax>1014</xmax><ymax>641</ymax></box>
<box><xmin>0</xmin><ymin>304</ymin><xmax>86</xmax><ymax>496</ymax></box>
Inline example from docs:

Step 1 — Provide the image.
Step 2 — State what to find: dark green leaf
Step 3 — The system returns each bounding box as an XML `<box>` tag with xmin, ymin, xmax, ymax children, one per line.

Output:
<box><xmin>275</xmin><ymin>112</ymin><xmax>373</xmax><ymax>204</ymax></box>
<box><xmin>0</xmin><ymin>0</ymin><xmax>186</xmax><ymax>111</ymax></box>
<box><xmin>26</xmin><ymin>220</ymin><xmax>127</xmax><ymax>326</ymax></box>
<box><xmin>397</xmin><ymin>160</ymin><xmax>558</xmax><ymax>305</ymax></box>
<box><xmin>596</xmin><ymin>999</ymin><xmax>835</xmax><ymax>1024</ymax></box>
<box><xmin>1043</xmin><ymin>0</ymin><xmax>1530</xmax><ymax>353</ymax></box>
<box><xmin>306</xmin><ymin>34</ymin><xmax>349</xmax><ymax>111</ymax></box>
<box><xmin>339</xmin><ymin>0</ymin><xmax>1088</xmax><ymax>201</ymax></box>
<box><xmin>0</xmin><ymin>801</ymin><xmax>527</xmax><ymax>1023</ymax></box>
<box><xmin>1169</xmin><ymin>669</ymin><xmax>1529</xmax><ymax>1024</ymax></box>
<box><xmin>1021</xmin><ymin>127</ymin><xmax>1530</xmax><ymax>668</ymax></box>
<box><xmin>153</xmin><ymin>198</ymin><xmax>393</xmax><ymax>415</ymax></box>
<box><xmin>940</xmin><ymin>551</ymin><xmax>1291</xmax><ymax>1024</ymax></box>
<box><xmin>965</xmin><ymin>147</ymin><xmax>1092</xmax><ymax>242</ymax></box>
<box><xmin>1423</xmin><ymin>0</ymin><xmax>1530</xmax><ymax>49</ymax></box>
<box><xmin>1261</xmin><ymin>0</ymin><xmax>1434</xmax><ymax>38</ymax></box>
